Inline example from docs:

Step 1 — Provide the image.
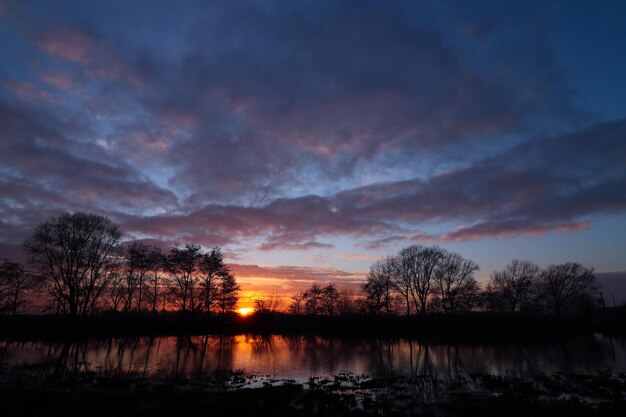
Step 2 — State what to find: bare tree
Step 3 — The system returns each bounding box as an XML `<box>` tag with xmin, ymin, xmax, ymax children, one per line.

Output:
<box><xmin>166</xmin><ymin>244</ymin><xmax>202</xmax><ymax>312</ymax></box>
<box><xmin>361</xmin><ymin>257</ymin><xmax>395</xmax><ymax>314</ymax></box>
<box><xmin>540</xmin><ymin>262</ymin><xmax>596</xmax><ymax>314</ymax></box>
<box><xmin>397</xmin><ymin>245</ymin><xmax>447</xmax><ymax>315</ymax></box>
<box><xmin>434</xmin><ymin>252</ymin><xmax>480</xmax><ymax>313</ymax></box>
<box><xmin>253</xmin><ymin>293</ymin><xmax>283</xmax><ymax>313</ymax></box>
<box><xmin>107</xmin><ymin>273</ymin><xmax>126</xmax><ymax>312</ymax></box>
<box><xmin>336</xmin><ymin>289</ymin><xmax>356</xmax><ymax>315</ymax></box>
<box><xmin>0</xmin><ymin>259</ymin><xmax>30</xmax><ymax>315</ymax></box>
<box><xmin>455</xmin><ymin>277</ymin><xmax>482</xmax><ymax>312</ymax></box>
<box><xmin>198</xmin><ymin>247</ymin><xmax>229</xmax><ymax>314</ymax></box>
<box><xmin>116</xmin><ymin>243</ymin><xmax>165</xmax><ymax>313</ymax></box>
<box><xmin>216</xmin><ymin>273</ymin><xmax>240</xmax><ymax>314</ymax></box>
<box><xmin>321</xmin><ymin>283</ymin><xmax>340</xmax><ymax>316</ymax></box>
<box><xmin>389</xmin><ymin>255</ymin><xmax>412</xmax><ymax>316</ymax></box>
<box><xmin>289</xmin><ymin>293</ymin><xmax>304</xmax><ymax>315</ymax></box>
<box><xmin>485</xmin><ymin>259</ymin><xmax>541</xmax><ymax>312</ymax></box>
<box><xmin>290</xmin><ymin>283</ymin><xmax>343</xmax><ymax>316</ymax></box>
<box><xmin>24</xmin><ymin>213</ymin><xmax>122</xmax><ymax>316</ymax></box>
<box><xmin>302</xmin><ymin>283</ymin><xmax>325</xmax><ymax>315</ymax></box>
<box><xmin>144</xmin><ymin>246</ymin><xmax>165</xmax><ymax>313</ymax></box>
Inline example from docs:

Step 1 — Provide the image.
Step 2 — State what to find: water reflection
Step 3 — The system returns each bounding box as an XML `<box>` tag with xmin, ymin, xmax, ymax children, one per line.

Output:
<box><xmin>1</xmin><ymin>334</ymin><xmax>624</xmax><ymax>380</ymax></box>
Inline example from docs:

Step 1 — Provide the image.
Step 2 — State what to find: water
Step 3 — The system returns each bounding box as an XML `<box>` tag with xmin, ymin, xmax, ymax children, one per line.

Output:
<box><xmin>1</xmin><ymin>334</ymin><xmax>625</xmax><ymax>381</ymax></box>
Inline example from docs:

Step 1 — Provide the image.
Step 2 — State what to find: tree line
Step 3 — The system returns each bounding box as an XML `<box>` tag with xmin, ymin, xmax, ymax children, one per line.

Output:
<box><xmin>1</xmin><ymin>213</ymin><xmax>239</xmax><ymax>316</ymax></box>
<box><xmin>283</xmin><ymin>246</ymin><xmax>598</xmax><ymax>316</ymax></box>
<box><xmin>357</xmin><ymin>245</ymin><xmax>598</xmax><ymax>316</ymax></box>
<box><xmin>0</xmin><ymin>213</ymin><xmax>601</xmax><ymax>317</ymax></box>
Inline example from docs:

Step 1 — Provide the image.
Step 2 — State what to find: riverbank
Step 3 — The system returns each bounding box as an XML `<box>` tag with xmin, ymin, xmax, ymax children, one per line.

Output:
<box><xmin>1</xmin><ymin>308</ymin><xmax>625</xmax><ymax>341</ymax></box>
<box><xmin>0</xmin><ymin>369</ymin><xmax>624</xmax><ymax>416</ymax></box>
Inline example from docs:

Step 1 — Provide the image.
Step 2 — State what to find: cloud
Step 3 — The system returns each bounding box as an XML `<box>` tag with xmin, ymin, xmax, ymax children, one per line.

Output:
<box><xmin>39</xmin><ymin>72</ymin><xmax>75</xmax><ymax>90</ymax></box>
<box><xmin>5</xmin><ymin>81</ymin><xmax>58</xmax><ymax>104</ymax></box>
<box><xmin>0</xmin><ymin>0</ymin><xmax>624</xmax><ymax>262</ymax></box>
<box><xmin>415</xmin><ymin>221</ymin><xmax>590</xmax><ymax>242</ymax></box>
<box><xmin>230</xmin><ymin>263</ymin><xmax>366</xmax><ymax>296</ymax></box>
<box><xmin>336</xmin><ymin>253</ymin><xmax>380</xmax><ymax>261</ymax></box>
<box><xmin>35</xmin><ymin>25</ymin><xmax>144</xmax><ymax>87</ymax></box>
<box><xmin>114</xmin><ymin>0</ymin><xmax>585</xmax><ymax>204</ymax></box>
<box><xmin>121</xmin><ymin>118</ymin><xmax>626</xmax><ymax>249</ymax></box>
<box><xmin>0</xmin><ymin>100</ymin><xmax>178</xmax><ymax>244</ymax></box>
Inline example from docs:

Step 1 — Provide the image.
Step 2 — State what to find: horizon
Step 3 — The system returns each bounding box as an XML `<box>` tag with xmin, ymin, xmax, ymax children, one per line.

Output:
<box><xmin>1</xmin><ymin>0</ymin><xmax>626</xmax><ymax>308</ymax></box>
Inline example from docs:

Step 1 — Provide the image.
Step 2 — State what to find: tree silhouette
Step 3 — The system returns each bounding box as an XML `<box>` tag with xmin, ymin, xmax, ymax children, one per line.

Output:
<box><xmin>166</xmin><ymin>244</ymin><xmax>202</xmax><ymax>312</ymax></box>
<box><xmin>397</xmin><ymin>245</ymin><xmax>447</xmax><ymax>315</ymax></box>
<box><xmin>433</xmin><ymin>252</ymin><xmax>480</xmax><ymax>313</ymax></box>
<box><xmin>216</xmin><ymin>273</ymin><xmax>240</xmax><ymax>314</ymax></box>
<box><xmin>0</xmin><ymin>259</ymin><xmax>30</xmax><ymax>315</ymax></box>
<box><xmin>24</xmin><ymin>213</ymin><xmax>122</xmax><ymax>316</ymax></box>
<box><xmin>362</xmin><ymin>257</ymin><xmax>396</xmax><ymax>315</ymax></box>
<box><xmin>198</xmin><ymin>247</ymin><xmax>229</xmax><ymax>314</ymax></box>
<box><xmin>290</xmin><ymin>283</ymin><xmax>345</xmax><ymax>316</ymax></box>
<box><xmin>254</xmin><ymin>293</ymin><xmax>283</xmax><ymax>313</ymax></box>
<box><xmin>540</xmin><ymin>262</ymin><xmax>596</xmax><ymax>315</ymax></box>
<box><xmin>485</xmin><ymin>259</ymin><xmax>541</xmax><ymax>312</ymax></box>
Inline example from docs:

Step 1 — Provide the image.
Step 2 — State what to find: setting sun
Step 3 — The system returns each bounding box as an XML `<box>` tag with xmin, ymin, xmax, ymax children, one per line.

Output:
<box><xmin>238</xmin><ymin>307</ymin><xmax>253</xmax><ymax>316</ymax></box>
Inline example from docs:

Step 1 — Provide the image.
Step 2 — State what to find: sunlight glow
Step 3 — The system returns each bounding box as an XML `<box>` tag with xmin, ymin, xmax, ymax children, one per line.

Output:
<box><xmin>238</xmin><ymin>307</ymin><xmax>254</xmax><ymax>316</ymax></box>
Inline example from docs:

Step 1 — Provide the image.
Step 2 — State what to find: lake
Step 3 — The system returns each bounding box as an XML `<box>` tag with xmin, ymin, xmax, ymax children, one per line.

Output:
<box><xmin>1</xmin><ymin>334</ymin><xmax>625</xmax><ymax>382</ymax></box>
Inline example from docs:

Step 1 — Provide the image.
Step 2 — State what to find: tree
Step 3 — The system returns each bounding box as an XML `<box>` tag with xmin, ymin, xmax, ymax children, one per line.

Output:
<box><xmin>321</xmin><ymin>283</ymin><xmax>340</xmax><ymax>316</ymax></box>
<box><xmin>485</xmin><ymin>259</ymin><xmax>541</xmax><ymax>312</ymax></box>
<box><xmin>289</xmin><ymin>283</ymin><xmax>345</xmax><ymax>316</ymax></box>
<box><xmin>254</xmin><ymin>293</ymin><xmax>283</xmax><ymax>313</ymax></box>
<box><xmin>166</xmin><ymin>244</ymin><xmax>202</xmax><ymax>312</ymax></box>
<box><xmin>389</xmin><ymin>254</ymin><xmax>412</xmax><ymax>316</ymax></box>
<box><xmin>24</xmin><ymin>213</ymin><xmax>122</xmax><ymax>316</ymax></box>
<box><xmin>361</xmin><ymin>257</ymin><xmax>395</xmax><ymax>314</ymax></box>
<box><xmin>540</xmin><ymin>262</ymin><xmax>596</xmax><ymax>315</ymax></box>
<box><xmin>289</xmin><ymin>293</ymin><xmax>304</xmax><ymax>315</ymax></box>
<box><xmin>336</xmin><ymin>289</ymin><xmax>357</xmax><ymax>315</ymax></box>
<box><xmin>454</xmin><ymin>277</ymin><xmax>482</xmax><ymax>312</ymax></box>
<box><xmin>0</xmin><ymin>260</ymin><xmax>30</xmax><ymax>315</ymax></box>
<box><xmin>107</xmin><ymin>273</ymin><xmax>126</xmax><ymax>312</ymax></box>
<box><xmin>434</xmin><ymin>252</ymin><xmax>480</xmax><ymax>313</ymax></box>
<box><xmin>144</xmin><ymin>246</ymin><xmax>165</xmax><ymax>313</ymax></box>
<box><xmin>216</xmin><ymin>273</ymin><xmax>240</xmax><ymax>314</ymax></box>
<box><xmin>198</xmin><ymin>247</ymin><xmax>229</xmax><ymax>314</ymax></box>
<box><xmin>116</xmin><ymin>242</ymin><xmax>165</xmax><ymax>313</ymax></box>
<box><xmin>302</xmin><ymin>283</ymin><xmax>325</xmax><ymax>315</ymax></box>
<box><xmin>397</xmin><ymin>245</ymin><xmax>447</xmax><ymax>315</ymax></box>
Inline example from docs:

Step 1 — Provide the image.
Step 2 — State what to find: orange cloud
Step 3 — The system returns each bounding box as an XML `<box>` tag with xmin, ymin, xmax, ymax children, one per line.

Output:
<box><xmin>229</xmin><ymin>263</ymin><xmax>366</xmax><ymax>308</ymax></box>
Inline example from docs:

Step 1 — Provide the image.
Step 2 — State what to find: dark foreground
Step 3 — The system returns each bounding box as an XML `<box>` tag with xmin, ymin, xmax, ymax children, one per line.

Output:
<box><xmin>1</xmin><ymin>307</ymin><xmax>625</xmax><ymax>340</ymax></box>
<box><xmin>1</xmin><ymin>370</ymin><xmax>625</xmax><ymax>417</ymax></box>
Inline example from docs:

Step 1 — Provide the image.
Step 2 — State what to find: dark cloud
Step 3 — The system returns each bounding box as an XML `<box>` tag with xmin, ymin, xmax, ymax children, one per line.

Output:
<box><xmin>118</xmin><ymin>0</ymin><xmax>585</xmax><ymax>203</ymax></box>
<box><xmin>121</xmin><ymin>119</ymin><xmax>626</xmax><ymax>249</ymax></box>
<box><xmin>0</xmin><ymin>0</ymin><xmax>624</xmax><ymax>265</ymax></box>
<box><xmin>0</xmin><ymin>100</ymin><xmax>178</xmax><ymax>244</ymax></box>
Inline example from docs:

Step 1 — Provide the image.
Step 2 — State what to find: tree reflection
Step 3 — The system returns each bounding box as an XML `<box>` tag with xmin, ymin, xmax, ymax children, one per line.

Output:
<box><xmin>0</xmin><ymin>334</ymin><xmax>622</xmax><ymax>380</ymax></box>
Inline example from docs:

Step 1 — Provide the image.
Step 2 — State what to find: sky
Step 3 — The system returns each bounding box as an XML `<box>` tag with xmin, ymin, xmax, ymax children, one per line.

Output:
<box><xmin>1</xmin><ymin>0</ymin><xmax>626</xmax><ymax>306</ymax></box>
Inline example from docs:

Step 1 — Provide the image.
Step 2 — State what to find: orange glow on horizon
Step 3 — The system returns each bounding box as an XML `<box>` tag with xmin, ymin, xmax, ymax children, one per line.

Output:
<box><xmin>238</xmin><ymin>307</ymin><xmax>254</xmax><ymax>316</ymax></box>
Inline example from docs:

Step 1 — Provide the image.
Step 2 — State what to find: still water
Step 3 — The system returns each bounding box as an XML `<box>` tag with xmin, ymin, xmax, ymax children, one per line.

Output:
<box><xmin>1</xmin><ymin>334</ymin><xmax>625</xmax><ymax>381</ymax></box>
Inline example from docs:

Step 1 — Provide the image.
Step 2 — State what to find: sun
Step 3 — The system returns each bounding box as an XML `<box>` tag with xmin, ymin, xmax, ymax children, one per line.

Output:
<box><xmin>238</xmin><ymin>307</ymin><xmax>254</xmax><ymax>317</ymax></box>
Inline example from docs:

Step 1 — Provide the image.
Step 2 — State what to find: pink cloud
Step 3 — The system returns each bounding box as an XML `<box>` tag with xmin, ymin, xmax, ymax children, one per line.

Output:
<box><xmin>5</xmin><ymin>81</ymin><xmax>58</xmax><ymax>104</ymax></box>
<box><xmin>40</xmin><ymin>72</ymin><xmax>75</xmax><ymax>90</ymax></box>
<box><xmin>37</xmin><ymin>27</ymin><xmax>93</xmax><ymax>65</ymax></box>
<box><xmin>35</xmin><ymin>26</ymin><xmax>144</xmax><ymax>87</ymax></box>
<box><xmin>414</xmin><ymin>221</ymin><xmax>590</xmax><ymax>242</ymax></box>
<box><xmin>335</xmin><ymin>253</ymin><xmax>379</xmax><ymax>260</ymax></box>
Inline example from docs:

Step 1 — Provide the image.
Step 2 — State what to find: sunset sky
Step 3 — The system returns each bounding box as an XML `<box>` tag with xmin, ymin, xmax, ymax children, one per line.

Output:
<box><xmin>1</xmin><ymin>0</ymin><xmax>626</xmax><ymax>306</ymax></box>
